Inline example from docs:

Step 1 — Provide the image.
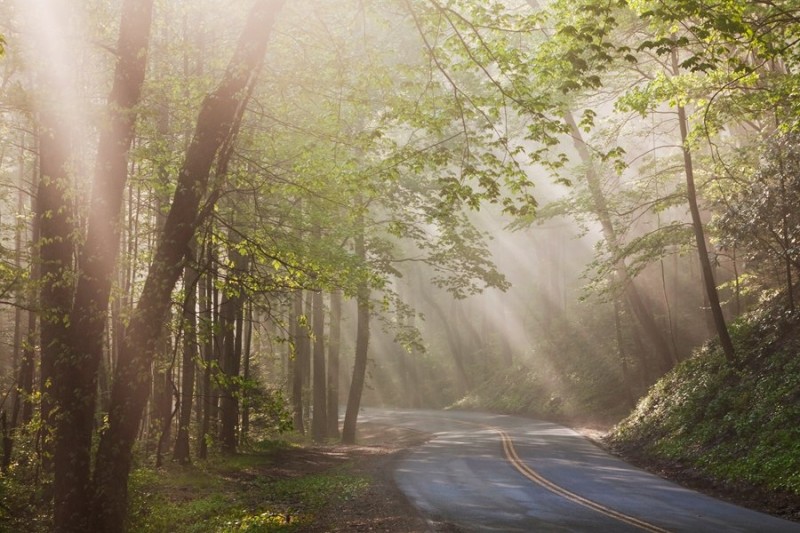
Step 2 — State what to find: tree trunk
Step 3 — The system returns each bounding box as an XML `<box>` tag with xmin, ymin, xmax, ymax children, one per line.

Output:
<box><xmin>291</xmin><ymin>290</ymin><xmax>305</xmax><ymax>434</ymax></box>
<box><xmin>671</xmin><ymin>51</ymin><xmax>735</xmax><ymax>364</ymax></box>
<box><xmin>91</xmin><ymin>3</ymin><xmax>284</xmax><ymax>528</ymax></box>
<box><xmin>326</xmin><ymin>290</ymin><xmax>342</xmax><ymax>438</ymax></box>
<box><xmin>675</xmin><ymin>111</ymin><xmax>736</xmax><ymax>361</ymax></box>
<box><xmin>240</xmin><ymin>302</ymin><xmax>253</xmax><ymax>445</ymax></box>
<box><xmin>198</xmin><ymin>237</ymin><xmax>214</xmax><ymax>460</ymax></box>
<box><xmin>220</xmin><ymin>229</ymin><xmax>249</xmax><ymax>454</ymax></box>
<box><xmin>311</xmin><ymin>279</ymin><xmax>327</xmax><ymax>441</ymax></box>
<box><xmin>173</xmin><ymin>241</ymin><xmax>199</xmax><ymax>464</ymax></box>
<box><xmin>342</xmin><ymin>218</ymin><xmax>370</xmax><ymax>445</ymax></box>
<box><xmin>39</xmin><ymin>2</ymin><xmax>155</xmax><ymax>529</ymax></box>
<box><xmin>563</xmin><ymin>113</ymin><xmax>676</xmax><ymax>376</ymax></box>
<box><xmin>36</xmin><ymin>112</ymin><xmax>74</xmax><ymax>478</ymax></box>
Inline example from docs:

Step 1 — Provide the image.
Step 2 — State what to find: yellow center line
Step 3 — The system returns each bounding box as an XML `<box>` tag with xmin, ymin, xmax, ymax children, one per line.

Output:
<box><xmin>495</xmin><ymin>427</ymin><xmax>671</xmax><ymax>533</ymax></box>
<box><xmin>435</xmin><ymin>415</ymin><xmax>671</xmax><ymax>533</ymax></box>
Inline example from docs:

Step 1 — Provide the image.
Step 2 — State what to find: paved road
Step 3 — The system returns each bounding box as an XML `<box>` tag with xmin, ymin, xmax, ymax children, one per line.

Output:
<box><xmin>359</xmin><ymin>408</ymin><xmax>800</xmax><ymax>532</ymax></box>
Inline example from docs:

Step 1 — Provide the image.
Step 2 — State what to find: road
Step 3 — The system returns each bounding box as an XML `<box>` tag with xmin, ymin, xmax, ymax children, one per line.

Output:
<box><xmin>359</xmin><ymin>408</ymin><xmax>800</xmax><ymax>532</ymax></box>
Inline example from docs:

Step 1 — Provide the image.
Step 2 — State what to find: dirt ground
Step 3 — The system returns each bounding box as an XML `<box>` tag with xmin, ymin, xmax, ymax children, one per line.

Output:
<box><xmin>288</xmin><ymin>422</ymin><xmax>798</xmax><ymax>532</ymax></box>
<box><xmin>293</xmin><ymin>423</ymin><xmax>451</xmax><ymax>532</ymax></box>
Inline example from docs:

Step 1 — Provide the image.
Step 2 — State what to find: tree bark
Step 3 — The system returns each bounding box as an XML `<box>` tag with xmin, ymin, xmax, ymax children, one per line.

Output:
<box><xmin>91</xmin><ymin>3</ymin><xmax>284</xmax><ymax>528</ymax></box>
<box><xmin>220</xmin><ymin>229</ymin><xmax>249</xmax><ymax>453</ymax></box>
<box><xmin>311</xmin><ymin>273</ymin><xmax>327</xmax><ymax>440</ymax></box>
<box><xmin>326</xmin><ymin>290</ymin><xmax>342</xmax><ymax>438</ymax></box>
<box><xmin>173</xmin><ymin>241</ymin><xmax>199</xmax><ymax>464</ymax></box>
<box><xmin>291</xmin><ymin>290</ymin><xmax>305</xmax><ymax>434</ymax></box>
<box><xmin>198</xmin><ymin>237</ymin><xmax>214</xmax><ymax>460</ymax></box>
<box><xmin>41</xmin><ymin>2</ymin><xmax>155</xmax><ymax>529</ymax></box>
<box><xmin>240</xmin><ymin>302</ymin><xmax>253</xmax><ymax>445</ymax></box>
<box><xmin>672</xmin><ymin>52</ymin><xmax>735</xmax><ymax>364</ymax></box>
<box><xmin>342</xmin><ymin>218</ymin><xmax>370</xmax><ymax>445</ymax></box>
<box><xmin>36</xmin><ymin>112</ymin><xmax>74</xmax><ymax>477</ymax></box>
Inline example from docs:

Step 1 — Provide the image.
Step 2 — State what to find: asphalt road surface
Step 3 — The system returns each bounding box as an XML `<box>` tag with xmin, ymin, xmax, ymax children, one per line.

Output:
<box><xmin>359</xmin><ymin>408</ymin><xmax>800</xmax><ymax>532</ymax></box>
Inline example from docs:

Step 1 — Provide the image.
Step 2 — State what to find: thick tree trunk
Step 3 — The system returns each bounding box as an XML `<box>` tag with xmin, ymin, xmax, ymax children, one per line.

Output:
<box><xmin>36</xmin><ymin>113</ymin><xmax>74</xmax><ymax>477</ymax></box>
<box><xmin>326</xmin><ymin>290</ymin><xmax>342</xmax><ymax>438</ymax></box>
<box><xmin>342</xmin><ymin>222</ymin><xmax>370</xmax><ymax>445</ymax></box>
<box><xmin>91</xmin><ymin>3</ymin><xmax>284</xmax><ymax>528</ymax></box>
<box><xmin>220</xmin><ymin>230</ymin><xmax>249</xmax><ymax>454</ymax></box>
<box><xmin>41</xmin><ymin>2</ymin><xmax>155</xmax><ymax>530</ymax></box>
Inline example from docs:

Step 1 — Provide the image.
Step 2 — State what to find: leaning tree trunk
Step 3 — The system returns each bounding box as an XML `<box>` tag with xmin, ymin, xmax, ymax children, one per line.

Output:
<box><xmin>342</xmin><ymin>217</ymin><xmax>370</xmax><ymax>445</ymax></box>
<box><xmin>38</xmin><ymin>2</ymin><xmax>155</xmax><ymax>529</ymax></box>
<box><xmin>91</xmin><ymin>3</ymin><xmax>285</xmax><ymax>529</ymax></box>
<box><xmin>563</xmin><ymin>113</ymin><xmax>676</xmax><ymax>377</ymax></box>
<box><xmin>671</xmin><ymin>51</ymin><xmax>735</xmax><ymax>364</ymax></box>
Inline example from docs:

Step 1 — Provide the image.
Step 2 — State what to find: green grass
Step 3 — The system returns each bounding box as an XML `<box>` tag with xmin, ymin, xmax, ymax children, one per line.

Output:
<box><xmin>609</xmin><ymin>302</ymin><xmax>800</xmax><ymax>495</ymax></box>
<box><xmin>127</xmin><ymin>449</ymin><xmax>370</xmax><ymax>532</ymax></box>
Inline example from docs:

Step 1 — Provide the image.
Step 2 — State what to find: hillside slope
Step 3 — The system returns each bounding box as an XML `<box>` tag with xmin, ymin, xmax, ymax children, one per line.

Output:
<box><xmin>607</xmin><ymin>301</ymin><xmax>800</xmax><ymax>521</ymax></box>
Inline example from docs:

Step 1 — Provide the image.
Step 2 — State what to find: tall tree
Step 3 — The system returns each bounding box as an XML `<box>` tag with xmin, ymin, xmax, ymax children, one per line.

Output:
<box><xmin>342</xmin><ymin>209</ymin><xmax>370</xmax><ymax>444</ymax></box>
<box><xmin>26</xmin><ymin>1</ymin><xmax>158</xmax><ymax>529</ymax></box>
<box><xmin>311</xmin><ymin>226</ymin><xmax>327</xmax><ymax>441</ymax></box>
<box><xmin>91</xmin><ymin>2</ymin><xmax>286</xmax><ymax>528</ymax></box>
<box><xmin>173</xmin><ymin>240</ymin><xmax>200</xmax><ymax>464</ymax></box>
<box><xmin>326</xmin><ymin>290</ymin><xmax>342</xmax><ymax>438</ymax></box>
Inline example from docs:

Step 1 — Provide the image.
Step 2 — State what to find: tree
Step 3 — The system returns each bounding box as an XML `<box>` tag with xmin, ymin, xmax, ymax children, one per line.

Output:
<box><xmin>717</xmin><ymin>132</ymin><xmax>800</xmax><ymax>311</ymax></box>
<box><xmin>173</xmin><ymin>240</ymin><xmax>200</xmax><ymax>464</ymax></box>
<box><xmin>342</xmin><ymin>208</ymin><xmax>370</xmax><ymax>444</ymax></box>
<box><xmin>91</xmin><ymin>1</ymin><xmax>286</xmax><ymax>528</ymax></box>
<box><xmin>23</xmin><ymin>1</ymin><xmax>157</xmax><ymax>528</ymax></box>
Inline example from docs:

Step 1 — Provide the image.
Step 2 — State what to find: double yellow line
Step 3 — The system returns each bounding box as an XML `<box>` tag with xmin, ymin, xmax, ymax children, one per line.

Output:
<box><xmin>495</xmin><ymin>427</ymin><xmax>671</xmax><ymax>533</ymax></box>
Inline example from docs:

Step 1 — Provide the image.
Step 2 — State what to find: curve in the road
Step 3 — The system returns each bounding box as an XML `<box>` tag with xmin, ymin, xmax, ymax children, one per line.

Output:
<box><xmin>375</xmin><ymin>408</ymin><xmax>800</xmax><ymax>532</ymax></box>
<box><xmin>441</xmin><ymin>414</ymin><xmax>668</xmax><ymax>532</ymax></box>
<box><xmin>497</xmin><ymin>426</ymin><xmax>668</xmax><ymax>533</ymax></box>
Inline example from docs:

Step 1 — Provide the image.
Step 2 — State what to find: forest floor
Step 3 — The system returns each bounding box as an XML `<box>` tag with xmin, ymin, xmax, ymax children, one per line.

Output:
<box><xmin>296</xmin><ymin>422</ymin><xmax>458</xmax><ymax>532</ymax></box>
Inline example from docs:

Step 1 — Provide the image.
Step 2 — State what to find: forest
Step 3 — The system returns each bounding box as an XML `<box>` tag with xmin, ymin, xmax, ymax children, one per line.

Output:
<box><xmin>0</xmin><ymin>0</ymin><xmax>799</xmax><ymax>531</ymax></box>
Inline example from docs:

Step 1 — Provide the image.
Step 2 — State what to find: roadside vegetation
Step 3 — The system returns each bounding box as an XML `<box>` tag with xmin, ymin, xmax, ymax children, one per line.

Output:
<box><xmin>608</xmin><ymin>294</ymin><xmax>800</xmax><ymax>504</ymax></box>
<box><xmin>127</xmin><ymin>453</ymin><xmax>368</xmax><ymax>533</ymax></box>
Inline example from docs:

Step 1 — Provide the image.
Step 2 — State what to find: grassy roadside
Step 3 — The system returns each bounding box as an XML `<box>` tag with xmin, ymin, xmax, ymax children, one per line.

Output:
<box><xmin>127</xmin><ymin>442</ymin><xmax>369</xmax><ymax>532</ymax></box>
<box><xmin>0</xmin><ymin>423</ymin><xmax>429</xmax><ymax>532</ymax></box>
<box><xmin>607</xmin><ymin>301</ymin><xmax>800</xmax><ymax>520</ymax></box>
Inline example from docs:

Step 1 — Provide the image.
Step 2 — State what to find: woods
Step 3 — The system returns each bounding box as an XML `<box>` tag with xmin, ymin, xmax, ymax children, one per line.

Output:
<box><xmin>0</xmin><ymin>0</ymin><xmax>799</xmax><ymax>530</ymax></box>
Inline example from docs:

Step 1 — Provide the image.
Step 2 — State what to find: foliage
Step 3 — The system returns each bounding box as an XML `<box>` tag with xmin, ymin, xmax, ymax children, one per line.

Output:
<box><xmin>609</xmin><ymin>295</ymin><xmax>800</xmax><ymax>494</ymax></box>
<box><xmin>0</xmin><ymin>414</ymin><xmax>52</xmax><ymax>532</ymax></box>
<box><xmin>241</xmin><ymin>385</ymin><xmax>294</xmax><ymax>437</ymax></box>
<box><xmin>715</xmin><ymin>132</ymin><xmax>800</xmax><ymax>292</ymax></box>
